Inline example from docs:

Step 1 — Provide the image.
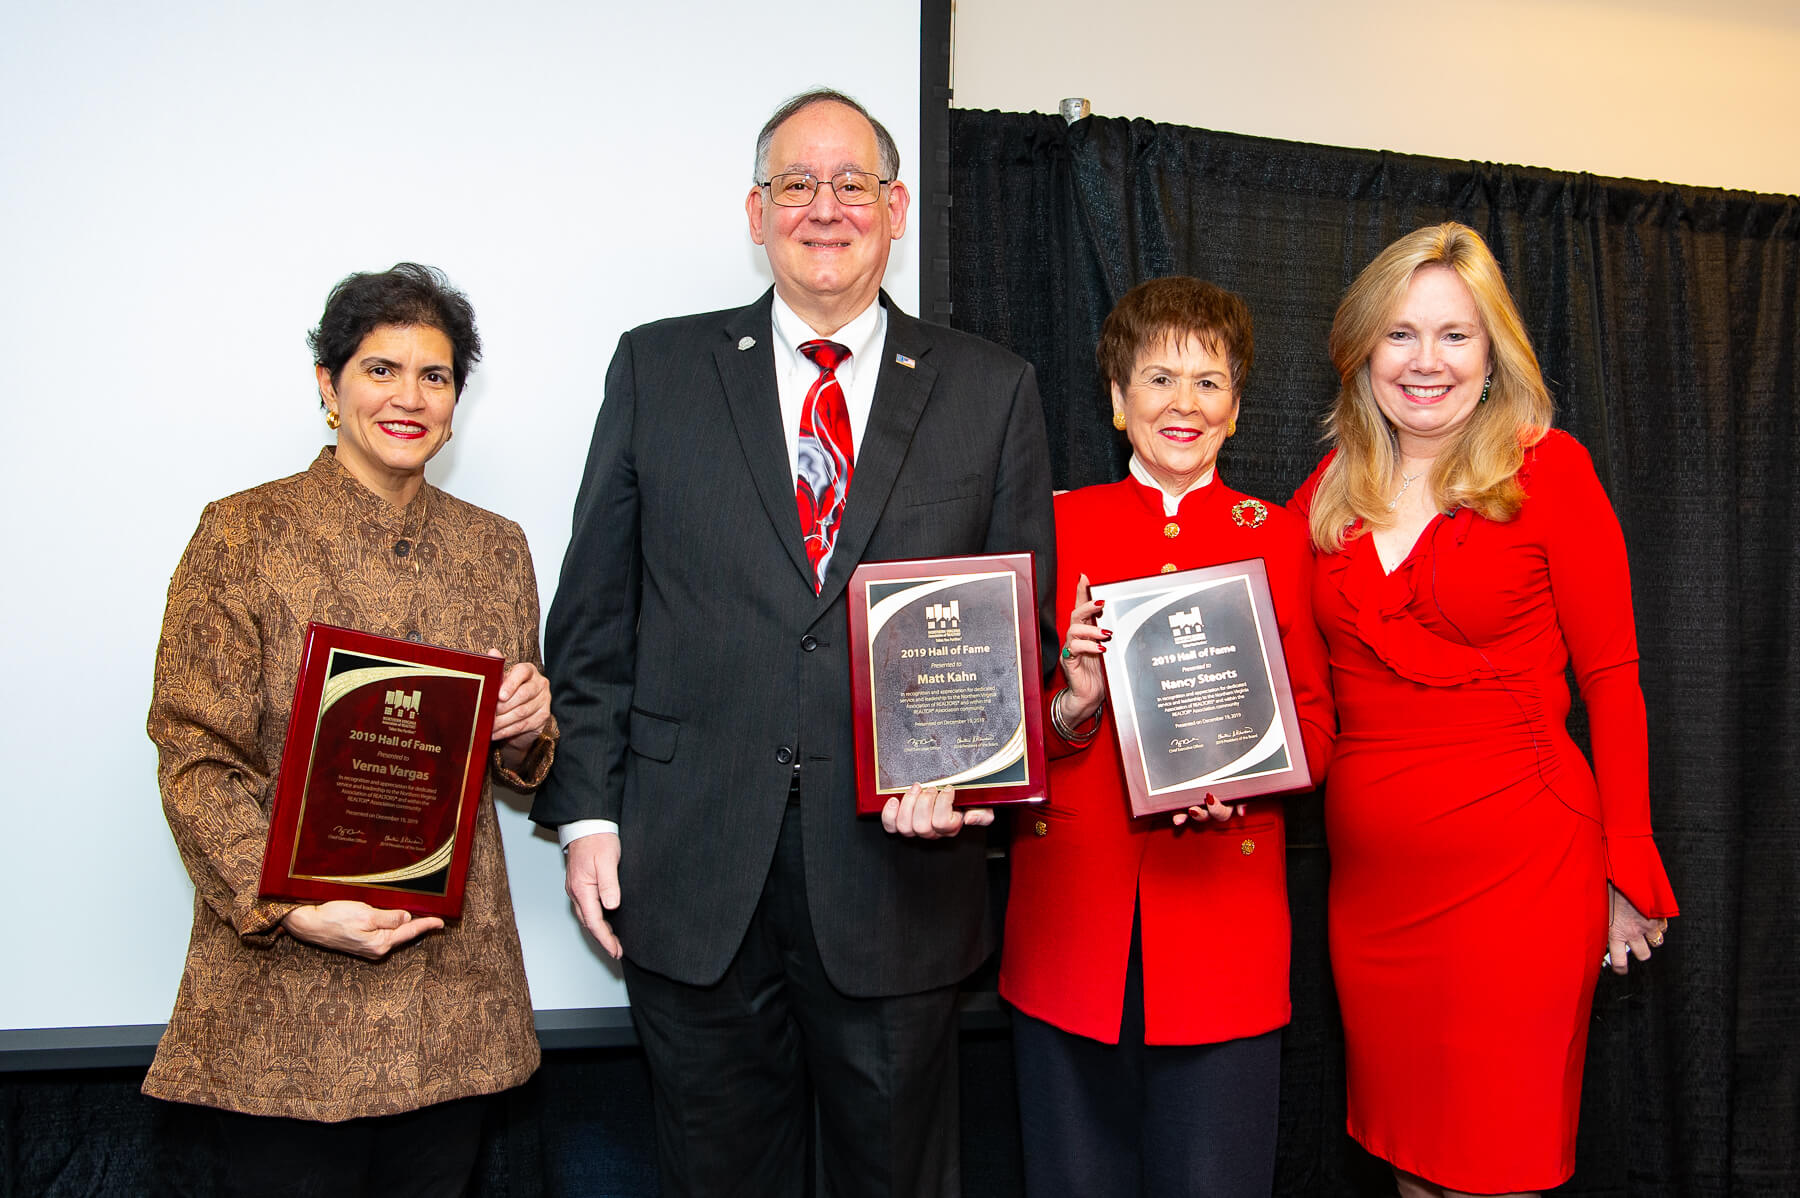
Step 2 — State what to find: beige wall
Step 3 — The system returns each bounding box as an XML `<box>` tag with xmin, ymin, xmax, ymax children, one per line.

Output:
<box><xmin>951</xmin><ymin>0</ymin><xmax>1800</xmax><ymax>197</ymax></box>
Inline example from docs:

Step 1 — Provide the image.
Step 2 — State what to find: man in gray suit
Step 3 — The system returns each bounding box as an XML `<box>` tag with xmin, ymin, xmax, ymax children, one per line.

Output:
<box><xmin>533</xmin><ymin>88</ymin><xmax>1056</xmax><ymax>1196</ymax></box>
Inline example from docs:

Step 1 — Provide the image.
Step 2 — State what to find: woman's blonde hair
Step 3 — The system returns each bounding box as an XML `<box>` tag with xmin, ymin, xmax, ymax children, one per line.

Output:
<box><xmin>1308</xmin><ymin>222</ymin><xmax>1552</xmax><ymax>552</ymax></box>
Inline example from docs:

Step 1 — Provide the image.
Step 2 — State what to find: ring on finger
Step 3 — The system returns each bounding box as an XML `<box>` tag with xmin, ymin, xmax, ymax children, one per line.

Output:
<box><xmin>1061</xmin><ymin>646</ymin><xmax>1074</xmax><ymax>660</ymax></box>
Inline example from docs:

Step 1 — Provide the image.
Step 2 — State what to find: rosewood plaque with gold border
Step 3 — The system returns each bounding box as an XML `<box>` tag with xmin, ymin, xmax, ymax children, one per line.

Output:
<box><xmin>257</xmin><ymin>623</ymin><xmax>501</xmax><ymax>917</ymax></box>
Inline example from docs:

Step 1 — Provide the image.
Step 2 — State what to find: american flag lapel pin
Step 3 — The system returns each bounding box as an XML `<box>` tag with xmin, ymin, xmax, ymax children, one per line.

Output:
<box><xmin>894</xmin><ymin>352</ymin><xmax>916</xmax><ymax>369</ymax></box>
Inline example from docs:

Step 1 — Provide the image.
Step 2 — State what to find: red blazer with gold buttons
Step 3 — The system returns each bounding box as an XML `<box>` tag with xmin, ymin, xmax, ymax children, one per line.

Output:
<box><xmin>999</xmin><ymin>473</ymin><xmax>1334</xmax><ymax>1045</ymax></box>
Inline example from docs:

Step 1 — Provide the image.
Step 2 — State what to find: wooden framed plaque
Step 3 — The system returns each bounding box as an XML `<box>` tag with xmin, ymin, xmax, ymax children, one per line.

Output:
<box><xmin>257</xmin><ymin>623</ymin><xmax>502</xmax><ymax>918</ymax></box>
<box><xmin>1092</xmin><ymin>559</ymin><xmax>1311</xmax><ymax>817</ymax></box>
<box><xmin>847</xmin><ymin>553</ymin><xmax>1047</xmax><ymax>815</ymax></box>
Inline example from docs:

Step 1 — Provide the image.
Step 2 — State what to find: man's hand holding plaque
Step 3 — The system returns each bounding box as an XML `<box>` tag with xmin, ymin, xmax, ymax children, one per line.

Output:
<box><xmin>879</xmin><ymin>781</ymin><xmax>996</xmax><ymax>838</ymax></box>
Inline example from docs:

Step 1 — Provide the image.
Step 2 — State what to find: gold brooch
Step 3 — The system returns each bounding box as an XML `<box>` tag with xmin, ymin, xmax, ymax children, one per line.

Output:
<box><xmin>1231</xmin><ymin>499</ymin><xmax>1268</xmax><ymax>528</ymax></box>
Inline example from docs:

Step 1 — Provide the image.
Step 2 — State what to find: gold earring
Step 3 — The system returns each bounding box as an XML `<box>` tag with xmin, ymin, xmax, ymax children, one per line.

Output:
<box><xmin>1112</xmin><ymin>411</ymin><xmax>1127</xmax><ymax>431</ymax></box>
<box><xmin>325</xmin><ymin>409</ymin><xmax>341</xmax><ymax>430</ymax></box>
<box><xmin>1227</xmin><ymin>420</ymin><xmax>1237</xmax><ymax>436</ymax></box>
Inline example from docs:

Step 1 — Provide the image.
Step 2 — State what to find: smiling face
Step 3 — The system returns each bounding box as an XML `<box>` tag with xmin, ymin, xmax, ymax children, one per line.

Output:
<box><xmin>1112</xmin><ymin>334</ymin><xmax>1240</xmax><ymax>494</ymax></box>
<box><xmin>317</xmin><ymin>323</ymin><xmax>456</xmax><ymax>506</ymax></box>
<box><xmin>746</xmin><ymin>100</ymin><xmax>909</xmax><ymax>335</ymax></box>
<box><xmin>1367</xmin><ymin>264</ymin><xmax>1491</xmax><ymax>457</ymax></box>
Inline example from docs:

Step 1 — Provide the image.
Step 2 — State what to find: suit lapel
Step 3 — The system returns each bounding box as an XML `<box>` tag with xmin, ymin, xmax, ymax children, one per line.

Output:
<box><xmin>715</xmin><ymin>291</ymin><xmax>815</xmax><ymax>587</ymax></box>
<box><xmin>815</xmin><ymin>301</ymin><xmax>937</xmax><ymax>609</ymax></box>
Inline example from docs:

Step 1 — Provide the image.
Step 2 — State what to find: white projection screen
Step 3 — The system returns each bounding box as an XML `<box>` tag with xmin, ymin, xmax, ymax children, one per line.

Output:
<box><xmin>0</xmin><ymin>0</ymin><xmax>923</xmax><ymax>1052</ymax></box>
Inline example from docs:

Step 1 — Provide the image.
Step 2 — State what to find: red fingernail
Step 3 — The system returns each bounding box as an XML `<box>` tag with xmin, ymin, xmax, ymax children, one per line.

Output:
<box><xmin>1095</xmin><ymin>599</ymin><xmax>1105</xmax><ymax>607</ymax></box>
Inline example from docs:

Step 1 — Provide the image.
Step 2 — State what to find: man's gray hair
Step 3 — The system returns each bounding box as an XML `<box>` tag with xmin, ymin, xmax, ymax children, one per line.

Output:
<box><xmin>753</xmin><ymin>88</ymin><xmax>901</xmax><ymax>183</ymax></box>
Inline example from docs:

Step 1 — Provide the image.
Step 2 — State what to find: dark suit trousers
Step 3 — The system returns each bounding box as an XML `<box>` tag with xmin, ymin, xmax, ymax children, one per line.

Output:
<box><xmin>624</xmin><ymin>797</ymin><xmax>961</xmax><ymax>1198</ymax></box>
<box><xmin>1011</xmin><ymin>908</ymin><xmax>1281</xmax><ymax>1198</ymax></box>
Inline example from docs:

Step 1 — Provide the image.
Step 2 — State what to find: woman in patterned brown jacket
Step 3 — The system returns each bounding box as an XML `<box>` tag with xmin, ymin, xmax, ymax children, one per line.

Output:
<box><xmin>144</xmin><ymin>263</ymin><xmax>555</xmax><ymax>1196</ymax></box>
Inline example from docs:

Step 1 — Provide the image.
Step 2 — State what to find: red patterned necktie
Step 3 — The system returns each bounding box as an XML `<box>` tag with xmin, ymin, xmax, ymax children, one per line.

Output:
<box><xmin>795</xmin><ymin>339</ymin><xmax>853</xmax><ymax>590</ymax></box>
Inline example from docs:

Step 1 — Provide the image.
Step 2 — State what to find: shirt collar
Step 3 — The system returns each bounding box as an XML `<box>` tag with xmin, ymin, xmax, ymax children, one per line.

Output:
<box><xmin>1129</xmin><ymin>454</ymin><xmax>1216</xmax><ymax>517</ymax></box>
<box><xmin>771</xmin><ymin>291</ymin><xmax>885</xmax><ymax>373</ymax></box>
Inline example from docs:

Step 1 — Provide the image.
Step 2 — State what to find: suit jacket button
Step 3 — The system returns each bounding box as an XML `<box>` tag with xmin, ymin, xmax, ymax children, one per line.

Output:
<box><xmin>405</xmin><ymin>630</ymin><xmax>423</xmax><ymax>643</ymax></box>
<box><xmin>1240</xmin><ymin>838</ymin><xmax>1255</xmax><ymax>855</ymax></box>
<box><xmin>1160</xmin><ymin>563</ymin><xmax>1178</xmax><ymax>574</ymax></box>
<box><xmin>1163</xmin><ymin>522</ymin><xmax>1180</xmax><ymax>538</ymax></box>
<box><xmin>394</xmin><ymin>539</ymin><xmax>411</xmax><ymax>557</ymax></box>
<box><xmin>801</xmin><ymin>634</ymin><xmax>819</xmax><ymax>652</ymax></box>
<box><xmin>1033</xmin><ymin>819</ymin><xmax>1049</xmax><ymax>837</ymax></box>
<box><xmin>776</xmin><ymin>746</ymin><xmax>794</xmax><ymax>764</ymax></box>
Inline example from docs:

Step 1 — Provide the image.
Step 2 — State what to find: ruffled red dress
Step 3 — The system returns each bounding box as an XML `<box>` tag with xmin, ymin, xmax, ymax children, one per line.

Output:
<box><xmin>1291</xmin><ymin>430</ymin><xmax>1677</xmax><ymax>1193</ymax></box>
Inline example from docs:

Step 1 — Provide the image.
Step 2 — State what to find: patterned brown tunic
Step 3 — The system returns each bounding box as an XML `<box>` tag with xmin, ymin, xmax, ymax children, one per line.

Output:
<box><xmin>144</xmin><ymin>448</ymin><xmax>550</xmax><ymax>1121</ymax></box>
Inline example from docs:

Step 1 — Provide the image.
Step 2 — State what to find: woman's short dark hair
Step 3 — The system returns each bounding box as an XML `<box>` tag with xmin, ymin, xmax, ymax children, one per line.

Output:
<box><xmin>308</xmin><ymin>263</ymin><xmax>482</xmax><ymax>397</ymax></box>
<box><xmin>1096</xmin><ymin>276</ymin><xmax>1254</xmax><ymax>395</ymax></box>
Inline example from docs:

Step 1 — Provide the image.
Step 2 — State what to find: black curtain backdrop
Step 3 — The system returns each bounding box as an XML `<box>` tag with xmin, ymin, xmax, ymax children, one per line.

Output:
<box><xmin>0</xmin><ymin>1036</ymin><xmax>1029</xmax><ymax>1197</ymax></box>
<box><xmin>948</xmin><ymin>108</ymin><xmax>1799</xmax><ymax>1196</ymax></box>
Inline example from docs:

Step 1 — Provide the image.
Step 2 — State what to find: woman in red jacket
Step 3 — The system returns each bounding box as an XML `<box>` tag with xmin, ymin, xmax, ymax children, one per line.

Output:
<box><xmin>1001</xmin><ymin>277</ymin><xmax>1334</xmax><ymax>1198</ymax></box>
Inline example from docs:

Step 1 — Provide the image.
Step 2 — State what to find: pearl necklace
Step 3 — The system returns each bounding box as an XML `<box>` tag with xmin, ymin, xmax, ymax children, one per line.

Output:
<box><xmin>1387</xmin><ymin>470</ymin><xmax>1423</xmax><ymax>511</ymax></box>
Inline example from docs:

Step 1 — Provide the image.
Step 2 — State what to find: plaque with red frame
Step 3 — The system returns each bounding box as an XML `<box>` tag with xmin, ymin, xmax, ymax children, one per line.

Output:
<box><xmin>1091</xmin><ymin>559</ymin><xmax>1312</xmax><ymax>817</ymax></box>
<box><xmin>257</xmin><ymin>623</ymin><xmax>502</xmax><ymax>918</ymax></box>
<box><xmin>847</xmin><ymin>553</ymin><xmax>1047</xmax><ymax>816</ymax></box>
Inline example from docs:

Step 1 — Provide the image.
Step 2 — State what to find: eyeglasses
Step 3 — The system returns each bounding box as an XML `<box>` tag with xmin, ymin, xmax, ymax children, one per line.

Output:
<box><xmin>759</xmin><ymin>171</ymin><xmax>891</xmax><ymax>207</ymax></box>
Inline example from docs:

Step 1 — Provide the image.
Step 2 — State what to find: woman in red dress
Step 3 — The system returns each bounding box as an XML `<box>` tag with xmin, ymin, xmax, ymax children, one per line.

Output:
<box><xmin>1001</xmin><ymin>277</ymin><xmax>1334</xmax><ymax>1197</ymax></box>
<box><xmin>1291</xmin><ymin>223</ymin><xmax>1678</xmax><ymax>1197</ymax></box>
